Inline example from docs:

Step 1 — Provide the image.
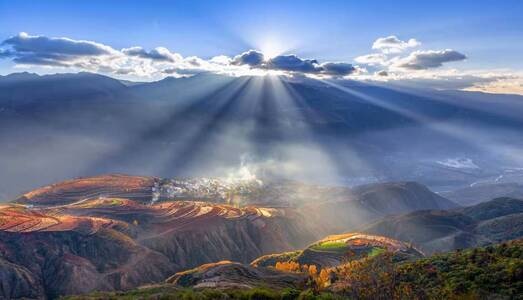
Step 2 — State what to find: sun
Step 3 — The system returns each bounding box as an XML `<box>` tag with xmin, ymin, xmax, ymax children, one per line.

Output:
<box><xmin>259</xmin><ymin>38</ymin><xmax>286</xmax><ymax>60</ymax></box>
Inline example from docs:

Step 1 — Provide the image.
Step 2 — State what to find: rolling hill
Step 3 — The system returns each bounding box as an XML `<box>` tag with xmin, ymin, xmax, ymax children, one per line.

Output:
<box><xmin>0</xmin><ymin>196</ymin><xmax>317</xmax><ymax>298</ymax></box>
<box><xmin>361</xmin><ymin>197</ymin><xmax>523</xmax><ymax>253</ymax></box>
<box><xmin>0</xmin><ymin>174</ymin><xmax>457</xmax><ymax>298</ymax></box>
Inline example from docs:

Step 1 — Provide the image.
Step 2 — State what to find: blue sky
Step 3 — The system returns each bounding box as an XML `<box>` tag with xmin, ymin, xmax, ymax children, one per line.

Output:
<box><xmin>0</xmin><ymin>0</ymin><xmax>522</xmax><ymax>92</ymax></box>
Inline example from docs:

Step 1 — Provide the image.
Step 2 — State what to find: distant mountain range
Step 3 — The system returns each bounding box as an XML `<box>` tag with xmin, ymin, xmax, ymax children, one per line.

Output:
<box><xmin>1</xmin><ymin>72</ymin><xmax>523</xmax><ymax>199</ymax></box>
<box><xmin>362</xmin><ymin>197</ymin><xmax>523</xmax><ymax>253</ymax></box>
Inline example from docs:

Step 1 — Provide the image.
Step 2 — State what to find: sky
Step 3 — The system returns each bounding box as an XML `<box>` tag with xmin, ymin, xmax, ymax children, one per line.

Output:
<box><xmin>0</xmin><ymin>0</ymin><xmax>522</xmax><ymax>93</ymax></box>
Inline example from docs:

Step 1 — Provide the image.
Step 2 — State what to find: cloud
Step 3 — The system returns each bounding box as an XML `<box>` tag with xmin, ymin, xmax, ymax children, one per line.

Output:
<box><xmin>1</xmin><ymin>32</ymin><xmax>118</xmax><ymax>66</ymax></box>
<box><xmin>354</xmin><ymin>53</ymin><xmax>387</xmax><ymax>65</ymax></box>
<box><xmin>320</xmin><ymin>62</ymin><xmax>356</xmax><ymax>76</ymax></box>
<box><xmin>232</xmin><ymin>50</ymin><xmax>264</xmax><ymax>66</ymax></box>
<box><xmin>231</xmin><ymin>52</ymin><xmax>356</xmax><ymax>76</ymax></box>
<box><xmin>394</xmin><ymin>49</ymin><xmax>467</xmax><ymax>70</ymax></box>
<box><xmin>122</xmin><ymin>46</ymin><xmax>181</xmax><ymax>62</ymax></box>
<box><xmin>372</xmin><ymin>35</ymin><xmax>420</xmax><ymax>53</ymax></box>
<box><xmin>0</xmin><ymin>32</ymin><xmax>474</xmax><ymax>84</ymax></box>
<box><xmin>267</xmin><ymin>55</ymin><xmax>320</xmax><ymax>73</ymax></box>
<box><xmin>0</xmin><ymin>49</ymin><xmax>12</xmax><ymax>57</ymax></box>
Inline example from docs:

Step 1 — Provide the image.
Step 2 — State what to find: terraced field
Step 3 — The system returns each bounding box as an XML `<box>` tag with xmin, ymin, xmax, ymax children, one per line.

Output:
<box><xmin>0</xmin><ymin>204</ymin><xmax>119</xmax><ymax>234</ymax></box>
<box><xmin>0</xmin><ymin>178</ymin><xmax>318</xmax><ymax>299</ymax></box>
<box><xmin>16</xmin><ymin>174</ymin><xmax>156</xmax><ymax>205</ymax></box>
<box><xmin>253</xmin><ymin>233</ymin><xmax>423</xmax><ymax>269</ymax></box>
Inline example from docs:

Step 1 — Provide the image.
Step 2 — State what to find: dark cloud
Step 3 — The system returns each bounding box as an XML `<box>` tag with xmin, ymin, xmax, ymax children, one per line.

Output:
<box><xmin>1</xmin><ymin>32</ymin><xmax>113</xmax><ymax>58</ymax></box>
<box><xmin>376</xmin><ymin>70</ymin><xmax>388</xmax><ymax>76</ymax></box>
<box><xmin>122</xmin><ymin>46</ymin><xmax>178</xmax><ymax>62</ymax></box>
<box><xmin>320</xmin><ymin>62</ymin><xmax>356</xmax><ymax>76</ymax></box>
<box><xmin>231</xmin><ymin>50</ymin><xmax>355</xmax><ymax>76</ymax></box>
<box><xmin>0</xmin><ymin>32</ymin><xmax>116</xmax><ymax>67</ymax></box>
<box><xmin>396</xmin><ymin>49</ymin><xmax>466</xmax><ymax>70</ymax></box>
<box><xmin>267</xmin><ymin>55</ymin><xmax>320</xmax><ymax>73</ymax></box>
<box><xmin>232</xmin><ymin>50</ymin><xmax>265</xmax><ymax>66</ymax></box>
<box><xmin>0</xmin><ymin>49</ymin><xmax>12</xmax><ymax>58</ymax></box>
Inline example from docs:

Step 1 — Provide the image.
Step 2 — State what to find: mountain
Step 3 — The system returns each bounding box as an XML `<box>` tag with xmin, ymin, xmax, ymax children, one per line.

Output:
<box><xmin>0</xmin><ymin>72</ymin><xmax>126</xmax><ymax>107</ymax></box>
<box><xmin>15</xmin><ymin>174</ymin><xmax>156</xmax><ymax>206</ymax></box>
<box><xmin>13</xmin><ymin>174</ymin><xmax>457</xmax><ymax>233</ymax></box>
<box><xmin>304</xmin><ymin>181</ymin><xmax>458</xmax><ymax>233</ymax></box>
<box><xmin>68</xmin><ymin>236</ymin><xmax>523</xmax><ymax>299</ymax></box>
<box><xmin>0</xmin><ymin>195</ymin><xmax>318</xmax><ymax>298</ymax></box>
<box><xmin>361</xmin><ymin>197</ymin><xmax>523</xmax><ymax>253</ymax></box>
<box><xmin>0</xmin><ymin>174</ymin><xmax>459</xmax><ymax>298</ymax></box>
<box><xmin>328</xmin><ymin>238</ymin><xmax>523</xmax><ymax>299</ymax></box>
<box><xmin>440</xmin><ymin>182</ymin><xmax>523</xmax><ymax>206</ymax></box>
<box><xmin>252</xmin><ymin>232</ymin><xmax>422</xmax><ymax>269</ymax></box>
<box><xmin>153</xmin><ymin>233</ymin><xmax>420</xmax><ymax>291</ymax></box>
<box><xmin>1</xmin><ymin>72</ymin><xmax>523</xmax><ymax>200</ymax></box>
<box><xmin>166</xmin><ymin>261</ymin><xmax>308</xmax><ymax>290</ymax></box>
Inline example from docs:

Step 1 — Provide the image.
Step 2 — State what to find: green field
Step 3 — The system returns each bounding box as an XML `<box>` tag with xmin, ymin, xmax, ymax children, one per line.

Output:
<box><xmin>368</xmin><ymin>247</ymin><xmax>386</xmax><ymax>257</ymax></box>
<box><xmin>311</xmin><ymin>240</ymin><xmax>347</xmax><ymax>252</ymax></box>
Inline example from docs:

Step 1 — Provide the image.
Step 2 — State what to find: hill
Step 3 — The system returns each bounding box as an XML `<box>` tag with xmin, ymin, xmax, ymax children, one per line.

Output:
<box><xmin>0</xmin><ymin>197</ymin><xmax>317</xmax><ymax>299</ymax></box>
<box><xmin>304</xmin><ymin>181</ymin><xmax>458</xmax><ymax>233</ymax></box>
<box><xmin>362</xmin><ymin>197</ymin><xmax>523</xmax><ymax>253</ymax></box>
<box><xmin>63</xmin><ymin>239</ymin><xmax>523</xmax><ymax>300</ymax></box>
<box><xmin>252</xmin><ymin>232</ymin><xmax>422</xmax><ymax>269</ymax></box>
<box><xmin>440</xmin><ymin>182</ymin><xmax>523</xmax><ymax>206</ymax></box>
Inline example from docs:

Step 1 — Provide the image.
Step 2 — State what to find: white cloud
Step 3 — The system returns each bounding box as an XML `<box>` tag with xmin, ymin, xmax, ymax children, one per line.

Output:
<box><xmin>122</xmin><ymin>46</ymin><xmax>182</xmax><ymax>62</ymax></box>
<box><xmin>1</xmin><ymin>32</ymin><xmax>521</xmax><ymax>95</ymax></box>
<box><xmin>354</xmin><ymin>53</ymin><xmax>388</xmax><ymax>65</ymax></box>
<box><xmin>392</xmin><ymin>49</ymin><xmax>467</xmax><ymax>70</ymax></box>
<box><xmin>372</xmin><ymin>35</ymin><xmax>420</xmax><ymax>54</ymax></box>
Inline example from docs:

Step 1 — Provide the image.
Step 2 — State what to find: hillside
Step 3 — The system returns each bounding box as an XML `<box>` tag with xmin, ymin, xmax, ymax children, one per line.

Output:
<box><xmin>0</xmin><ymin>197</ymin><xmax>317</xmax><ymax>299</ymax></box>
<box><xmin>362</xmin><ymin>197</ymin><xmax>523</xmax><ymax>253</ymax></box>
<box><xmin>328</xmin><ymin>239</ymin><xmax>523</xmax><ymax>299</ymax></box>
<box><xmin>252</xmin><ymin>232</ymin><xmax>422</xmax><ymax>269</ymax></box>
<box><xmin>441</xmin><ymin>182</ymin><xmax>523</xmax><ymax>206</ymax></box>
<box><xmin>304</xmin><ymin>181</ymin><xmax>458</xmax><ymax>233</ymax></box>
<box><xmin>0</xmin><ymin>174</ymin><xmax>500</xmax><ymax>299</ymax></box>
<box><xmin>65</xmin><ymin>239</ymin><xmax>523</xmax><ymax>300</ymax></box>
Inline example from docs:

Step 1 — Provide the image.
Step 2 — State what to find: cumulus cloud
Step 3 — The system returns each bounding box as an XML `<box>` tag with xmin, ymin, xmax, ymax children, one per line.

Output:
<box><xmin>320</xmin><ymin>62</ymin><xmax>356</xmax><ymax>76</ymax></box>
<box><xmin>1</xmin><ymin>32</ymin><xmax>118</xmax><ymax>66</ymax></box>
<box><xmin>372</xmin><ymin>35</ymin><xmax>420</xmax><ymax>53</ymax></box>
<box><xmin>230</xmin><ymin>53</ymin><xmax>356</xmax><ymax>76</ymax></box>
<box><xmin>0</xmin><ymin>32</ymin><xmax>473</xmax><ymax>83</ymax></box>
<box><xmin>122</xmin><ymin>46</ymin><xmax>181</xmax><ymax>62</ymax></box>
<box><xmin>354</xmin><ymin>53</ymin><xmax>388</xmax><ymax>65</ymax></box>
<box><xmin>393</xmin><ymin>49</ymin><xmax>467</xmax><ymax>70</ymax></box>
<box><xmin>267</xmin><ymin>55</ymin><xmax>320</xmax><ymax>73</ymax></box>
<box><xmin>232</xmin><ymin>50</ymin><xmax>265</xmax><ymax>66</ymax></box>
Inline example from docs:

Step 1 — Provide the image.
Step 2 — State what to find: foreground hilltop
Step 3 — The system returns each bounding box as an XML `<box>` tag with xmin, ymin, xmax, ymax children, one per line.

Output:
<box><xmin>66</xmin><ymin>238</ymin><xmax>523</xmax><ymax>300</ymax></box>
<box><xmin>252</xmin><ymin>232</ymin><xmax>422</xmax><ymax>269</ymax></box>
